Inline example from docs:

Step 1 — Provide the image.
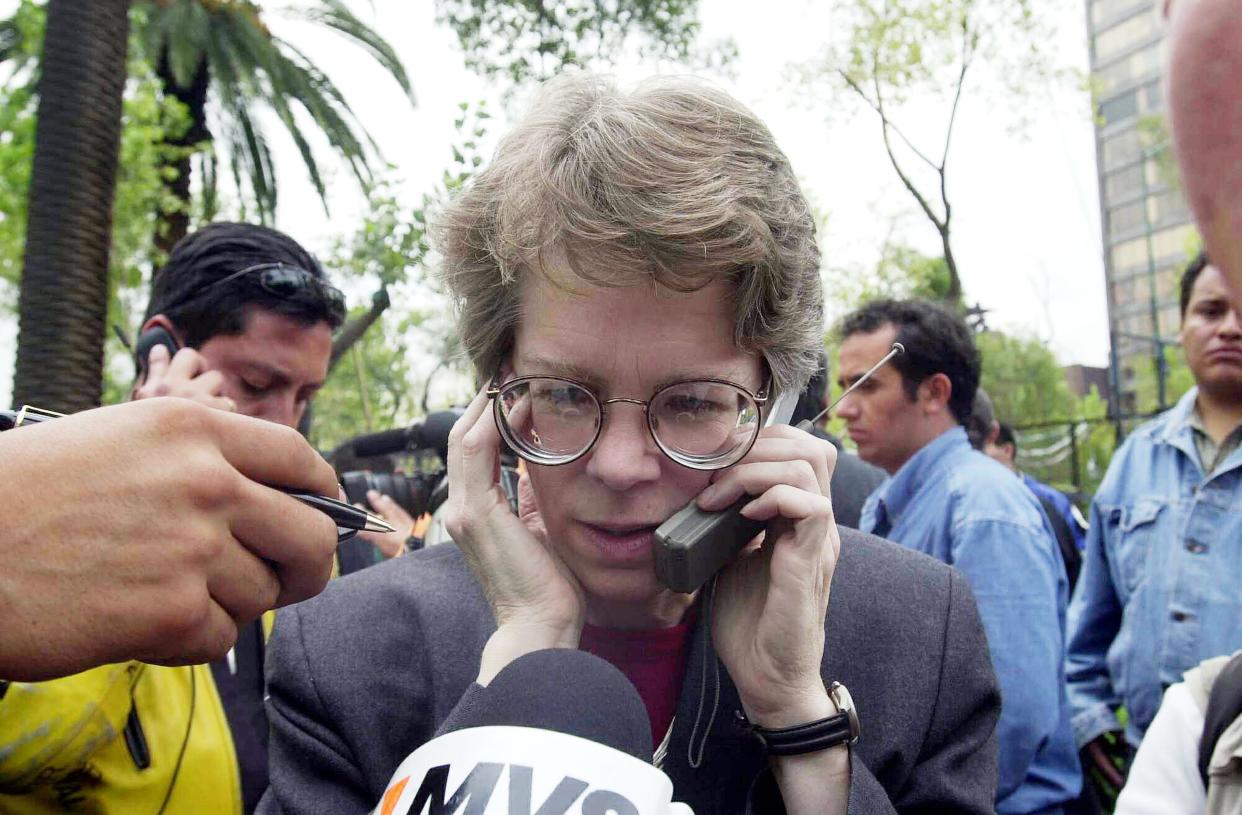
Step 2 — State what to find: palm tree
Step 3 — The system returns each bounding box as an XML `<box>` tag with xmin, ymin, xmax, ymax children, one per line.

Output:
<box><xmin>13</xmin><ymin>0</ymin><xmax>130</xmax><ymax>413</ymax></box>
<box><xmin>135</xmin><ymin>0</ymin><xmax>414</xmax><ymax>256</ymax></box>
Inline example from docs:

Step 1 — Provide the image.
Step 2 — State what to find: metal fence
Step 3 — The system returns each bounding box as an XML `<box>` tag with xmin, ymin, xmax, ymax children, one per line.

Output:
<box><xmin>1014</xmin><ymin>412</ymin><xmax>1163</xmax><ymax>506</ymax></box>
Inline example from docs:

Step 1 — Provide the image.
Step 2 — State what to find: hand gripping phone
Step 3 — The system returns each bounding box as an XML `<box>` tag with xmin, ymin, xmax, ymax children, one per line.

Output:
<box><xmin>652</xmin><ymin>342</ymin><xmax>905</xmax><ymax>593</ymax></box>
<box><xmin>134</xmin><ymin>325</ymin><xmax>181</xmax><ymax>380</ymax></box>
<box><xmin>653</xmin><ymin>388</ymin><xmax>799</xmax><ymax>593</ymax></box>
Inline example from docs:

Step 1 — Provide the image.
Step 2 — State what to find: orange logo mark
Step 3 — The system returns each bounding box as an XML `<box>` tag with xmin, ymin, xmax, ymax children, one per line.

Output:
<box><xmin>380</xmin><ymin>776</ymin><xmax>410</xmax><ymax>815</ymax></box>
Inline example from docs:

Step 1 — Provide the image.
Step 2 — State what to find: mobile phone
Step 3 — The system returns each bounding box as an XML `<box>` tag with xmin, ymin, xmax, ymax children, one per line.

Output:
<box><xmin>653</xmin><ymin>388</ymin><xmax>800</xmax><ymax>593</ymax></box>
<box><xmin>134</xmin><ymin>326</ymin><xmax>181</xmax><ymax>379</ymax></box>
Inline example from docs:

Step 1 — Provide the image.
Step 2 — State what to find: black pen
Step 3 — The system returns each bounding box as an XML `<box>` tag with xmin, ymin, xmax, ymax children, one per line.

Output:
<box><xmin>0</xmin><ymin>406</ymin><xmax>396</xmax><ymax>542</ymax></box>
<box><xmin>287</xmin><ymin>490</ymin><xmax>396</xmax><ymax>542</ymax></box>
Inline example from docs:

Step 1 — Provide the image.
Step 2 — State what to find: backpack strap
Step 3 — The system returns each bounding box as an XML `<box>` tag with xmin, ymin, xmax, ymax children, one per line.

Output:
<box><xmin>1035</xmin><ymin>494</ymin><xmax>1082</xmax><ymax>592</ymax></box>
<box><xmin>1199</xmin><ymin>651</ymin><xmax>1242</xmax><ymax>785</ymax></box>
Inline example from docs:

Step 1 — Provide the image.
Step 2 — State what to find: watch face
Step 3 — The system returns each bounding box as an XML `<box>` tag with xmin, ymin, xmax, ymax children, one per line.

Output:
<box><xmin>830</xmin><ymin>681</ymin><xmax>861</xmax><ymax>743</ymax></box>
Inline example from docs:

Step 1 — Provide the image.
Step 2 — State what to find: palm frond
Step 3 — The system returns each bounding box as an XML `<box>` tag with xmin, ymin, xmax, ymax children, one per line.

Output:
<box><xmin>294</xmin><ymin>0</ymin><xmax>414</xmax><ymax>103</ymax></box>
<box><xmin>234</xmin><ymin>102</ymin><xmax>276</xmax><ymax>222</ymax></box>
<box><xmin>133</xmin><ymin>0</ymin><xmax>412</xmax><ymax>218</ymax></box>
<box><xmin>157</xmin><ymin>0</ymin><xmax>212</xmax><ymax>87</ymax></box>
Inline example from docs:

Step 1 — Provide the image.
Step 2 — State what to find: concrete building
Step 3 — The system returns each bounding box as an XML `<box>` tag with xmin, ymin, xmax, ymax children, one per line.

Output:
<box><xmin>1087</xmin><ymin>0</ymin><xmax>1196</xmax><ymax>415</ymax></box>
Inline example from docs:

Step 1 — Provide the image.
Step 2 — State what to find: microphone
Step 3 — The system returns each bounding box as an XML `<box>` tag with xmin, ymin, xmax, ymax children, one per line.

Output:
<box><xmin>372</xmin><ymin>650</ymin><xmax>693</xmax><ymax>815</ymax></box>
<box><xmin>352</xmin><ymin>409</ymin><xmax>463</xmax><ymax>459</ymax></box>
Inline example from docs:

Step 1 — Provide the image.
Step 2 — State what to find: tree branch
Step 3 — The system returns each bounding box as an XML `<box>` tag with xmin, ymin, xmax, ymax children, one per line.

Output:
<box><xmin>328</xmin><ymin>286</ymin><xmax>390</xmax><ymax>372</ymax></box>
<box><xmin>940</xmin><ymin>20</ymin><xmax>976</xmax><ymax>176</ymax></box>
<box><xmin>870</xmin><ymin>68</ymin><xmax>946</xmax><ymax>231</ymax></box>
<box><xmin>837</xmin><ymin>68</ymin><xmax>941</xmax><ymax>173</ymax></box>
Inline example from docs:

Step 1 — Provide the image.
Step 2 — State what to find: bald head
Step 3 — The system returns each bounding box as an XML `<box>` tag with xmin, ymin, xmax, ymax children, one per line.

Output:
<box><xmin>1166</xmin><ymin>0</ymin><xmax>1242</xmax><ymax>292</ymax></box>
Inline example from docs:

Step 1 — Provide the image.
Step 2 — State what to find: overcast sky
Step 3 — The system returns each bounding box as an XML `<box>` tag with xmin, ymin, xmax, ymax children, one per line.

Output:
<box><xmin>0</xmin><ymin>0</ymin><xmax>1109</xmax><ymax>406</ymax></box>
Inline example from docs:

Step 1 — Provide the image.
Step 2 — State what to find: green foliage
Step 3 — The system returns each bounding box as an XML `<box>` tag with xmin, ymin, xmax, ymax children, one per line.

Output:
<box><xmin>1131</xmin><ymin>343</ymin><xmax>1195</xmax><ymax>415</ymax></box>
<box><xmin>976</xmin><ymin>331</ymin><xmax>1119</xmax><ymax>498</ymax></box>
<box><xmin>311</xmin><ymin>303</ymin><xmax>425</xmax><ymax>451</ymax></box>
<box><xmin>829</xmin><ymin>0</ymin><xmax>1059</xmax><ymax>107</ymax></box>
<box><xmin>977</xmin><ymin>331</ymin><xmax>1076</xmax><ymax>425</ymax></box>
<box><xmin>435</xmin><ymin>0</ymin><xmax>721</xmax><ymax>86</ymax></box>
<box><xmin>310</xmin><ymin>103</ymin><xmax>492</xmax><ymax>450</ymax></box>
<box><xmin>822</xmin><ymin>243</ymin><xmax>956</xmax><ymax>325</ymax></box>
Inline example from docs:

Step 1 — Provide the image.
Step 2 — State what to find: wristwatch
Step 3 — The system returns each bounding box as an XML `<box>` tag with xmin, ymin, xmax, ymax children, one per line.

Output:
<box><xmin>745</xmin><ymin>682</ymin><xmax>861</xmax><ymax>756</ymax></box>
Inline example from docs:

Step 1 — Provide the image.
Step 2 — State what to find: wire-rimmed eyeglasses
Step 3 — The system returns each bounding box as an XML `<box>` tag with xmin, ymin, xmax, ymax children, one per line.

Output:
<box><xmin>487</xmin><ymin>375</ymin><xmax>770</xmax><ymax>470</ymax></box>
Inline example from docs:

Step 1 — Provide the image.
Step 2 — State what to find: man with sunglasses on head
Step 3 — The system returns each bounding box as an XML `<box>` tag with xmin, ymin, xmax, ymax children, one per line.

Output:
<box><xmin>260</xmin><ymin>75</ymin><xmax>1001</xmax><ymax>815</ymax></box>
<box><xmin>132</xmin><ymin>222</ymin><xmax>346</xmax><ymax>427</ymax></box>
<box><xmin>0</xmin><ymin>223</ymin><xmax>348</xmax><ymax>814</ymax></box>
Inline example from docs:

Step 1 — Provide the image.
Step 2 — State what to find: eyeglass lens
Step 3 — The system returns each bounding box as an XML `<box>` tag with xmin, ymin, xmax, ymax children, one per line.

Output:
<box><xmin>495</xmin><ymin>377</ymin><xmax>760</xmax><ymax>466</ymax></box>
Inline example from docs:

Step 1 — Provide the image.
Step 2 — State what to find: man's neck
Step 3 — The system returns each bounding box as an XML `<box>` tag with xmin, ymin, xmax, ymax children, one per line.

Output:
<box><xmin>1195</xmin><ymin>387</ymin><xmax>1242</xmax><ymax>443</ymax></box>
<box><xmin>886</xmin><ymin>418</ymin><xmax>960</xmax><ymax>475</ymax></box>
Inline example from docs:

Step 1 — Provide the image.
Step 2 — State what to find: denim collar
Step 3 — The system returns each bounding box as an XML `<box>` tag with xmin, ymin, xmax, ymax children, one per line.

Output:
<box><xmin>1149</xmin><ymin>386</ymin><xmax>1242</xmax><ymax>476</ymax></box>
<box><xmin>873</xmin><ymin>425</ymin><xmax>968</xmax><ymax>528</ymax></box>
<box><xmin>1149</xmin><ymin>387</ymin><xmax>1207</xmax><ymax>472</ymax></box>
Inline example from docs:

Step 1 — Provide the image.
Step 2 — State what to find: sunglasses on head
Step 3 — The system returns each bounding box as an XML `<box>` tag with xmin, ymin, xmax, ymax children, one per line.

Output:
<box><xmin>161</xmin><ymin>262</ymin><xmax>346</xmax><ymax>324</ymax></box>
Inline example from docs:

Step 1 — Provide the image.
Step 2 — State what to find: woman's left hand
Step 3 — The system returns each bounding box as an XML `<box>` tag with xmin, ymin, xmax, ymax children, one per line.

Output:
<box><xmin>698</xmin><ymin>425</ymin><xmax>841</xmax><ymax>727</ymax></box>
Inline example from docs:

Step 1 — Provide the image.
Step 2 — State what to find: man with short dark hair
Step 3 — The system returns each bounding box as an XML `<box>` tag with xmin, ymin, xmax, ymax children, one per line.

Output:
<box><xmin>0</xmin><ymin>223</ymin><xmax>346</xmax><ymax>814</ymax></box>
<box><xmin>1066</xmin><ymin>250</ymin><xmax>1242</xmax><ymax>790</ymax></box>
<box><xmin>792</xmin><ymin>352</ymin><xmax>886</xmax><ymax>528</ymax></box>
<box><xmin>133</xmin><ymin>222</ymin><xmax>345</xmax><ymax>427</ymax></box>
<box><xmin>838</xmin><ymin>298</ymin><xmax>1080</xmax><ymax>814</ymax></box>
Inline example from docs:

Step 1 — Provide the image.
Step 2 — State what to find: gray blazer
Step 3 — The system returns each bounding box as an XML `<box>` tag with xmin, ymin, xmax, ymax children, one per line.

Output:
<box><xmin>258</xmin><ymin>529</ymin><xmax>1000</xmax><ymax>814</ymax></box>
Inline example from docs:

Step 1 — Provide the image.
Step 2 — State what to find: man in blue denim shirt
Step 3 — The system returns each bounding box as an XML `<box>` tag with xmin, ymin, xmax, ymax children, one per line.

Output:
<box><xmin>1066</xmin><ymin>253</ymin><xmax>1242</xmax><ymax>787</ymax></box>
<box><xmin>839</xmin><ymin>299</ymin><xmax>1080</xmax><ymax>815</ymax></box>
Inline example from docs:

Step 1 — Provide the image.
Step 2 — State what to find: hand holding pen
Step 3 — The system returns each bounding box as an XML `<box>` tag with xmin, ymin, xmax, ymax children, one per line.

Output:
<box><xmin>0</xmin><ymin>398</ymin><xmax>386</xmax><ymax>681</ymax></box>
<box><xmin>2</xmin><ymin>403</ymin><xmax>395</xmax><ymax>544</ymax></box>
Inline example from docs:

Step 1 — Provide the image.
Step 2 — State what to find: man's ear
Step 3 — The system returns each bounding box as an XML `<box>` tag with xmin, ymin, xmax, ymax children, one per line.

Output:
<box><xmin>919</xmin><ymin>372</ymin><xmax>954</xmax><ymax>415</ymax></box>
<box><xmin>138</xmin><ymin>315</ymin><xmax>184</xmax><ymax>346</ymax></box>
<box><xmin>133</xmin><ymin>315</ymin><xmax>184</xmax><ymax>385</ymax></box>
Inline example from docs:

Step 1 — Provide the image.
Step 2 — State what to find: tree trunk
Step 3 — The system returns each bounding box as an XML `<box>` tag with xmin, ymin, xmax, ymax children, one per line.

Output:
<box><xmin>13</xmin><ymin>0</ymin><xmax>130</xmax><ymax>413</ymax></box>
<box><xmin>940</xmin><ymin>228</ymin><xmax>962</xmax><ymax>306</ymax></box>
<box><xmin>328</xmin><ymin>287</ymin><xmax>390</xmax><ymax>373</ymax></box>
<box><xmin>153</xmin><ymin>47</ymin><xmax>210</xmax><ymax>260</ymax></box>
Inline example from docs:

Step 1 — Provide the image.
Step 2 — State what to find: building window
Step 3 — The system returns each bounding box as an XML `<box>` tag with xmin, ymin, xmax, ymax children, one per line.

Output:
<box><xmin>1091</xmin><ymin>0</ymin><xmax>1149</xmax><ymax>27</ymax></box>
<box><xmin>1149</xmin><ymin>223</ymin><xmax>1197</xmax><ymax>263</ymax></box>
<box><xmin>1100</xmin><ymin>89</ymin><xmax>1139</xmax><ymax>125</ymax></box>
<box><xmin>1112</xmin><ymin>236</ymin><xmax>1151</xmax><ymax>274</ymax></box>
<box><xmin>1147</xmin><ymin>189</ymin><xmax>1187</xmax><ymax>226</ymax></box>
<box><xmin>1105</xmin><ymin>165</ymin><xmax>1145</xmax><ymax>203</ymax></box>
<box><xmin>1094</xmin><ymin>41</ymin><xmax>1164</xmax><ymax>96</ymax></box>
<box><xmin>1109</xmin><ymin>200</ymin><xmax>1148</xmax><ymax>238</ymax></box>
<box><xmin>1103</xmin><ymin>129</ymin><xmax>1143</xmax><ymax>171</ymax></box>
<box><xmin>1095</xmin><ymin>12</ymin><xmax>1158</xmax><ymax>63</ymax></box>
<box><xmin>1155</xmin><ymin>265</ymin><xmax>1180</xmax><ymax>301</ymax></box>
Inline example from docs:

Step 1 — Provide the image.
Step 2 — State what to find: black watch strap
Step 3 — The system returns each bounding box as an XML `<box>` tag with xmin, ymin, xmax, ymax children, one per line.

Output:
<box><xmin>744</xmin><ymin>682</ymin><xmax>860</xmax><ymax>756</ymax></box>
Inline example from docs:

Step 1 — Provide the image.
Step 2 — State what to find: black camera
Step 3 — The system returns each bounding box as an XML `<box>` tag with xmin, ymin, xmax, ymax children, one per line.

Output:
<box><xmin>339</xmin><ymin>470</ymin><xmax>444</xmax><ymax>519</ymax></box>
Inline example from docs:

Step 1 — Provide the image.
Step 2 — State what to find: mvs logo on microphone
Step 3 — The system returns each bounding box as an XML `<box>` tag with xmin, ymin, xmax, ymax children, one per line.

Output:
<box><xmin>373</xmin><ymin>727</ymin><xmax>692</xmax><ymax>815</ymax></box>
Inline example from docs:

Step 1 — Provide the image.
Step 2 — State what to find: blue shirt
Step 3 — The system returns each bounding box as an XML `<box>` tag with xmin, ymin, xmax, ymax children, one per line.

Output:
<box><xmin>1023</xmin><ymin>474</ymin><xmax>1086</xmax><ymax>552</ymax></box>
<box><xmin>1066</xmin><ymin>387</ymin><xmax>1242</xmax><ymax>749</ymax></box>
<box><xmin>861</xmin><ymin>426</ymin><xmax>1080</xmax><ymax>814</ymax></box>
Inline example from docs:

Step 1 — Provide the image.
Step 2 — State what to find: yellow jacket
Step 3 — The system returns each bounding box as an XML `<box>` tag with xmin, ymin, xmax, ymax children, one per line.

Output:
<box><xmin>0</xmin><ymin>614</ymin><xmax>276</xmax><ymax>814</ymax></box>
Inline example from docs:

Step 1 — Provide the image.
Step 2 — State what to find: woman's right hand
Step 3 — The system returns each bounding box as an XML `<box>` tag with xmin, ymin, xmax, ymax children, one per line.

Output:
<box><xmin>444</xmin><ymin>387</ymin><xmax>584</xmax><ymax>684</ymax></box>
